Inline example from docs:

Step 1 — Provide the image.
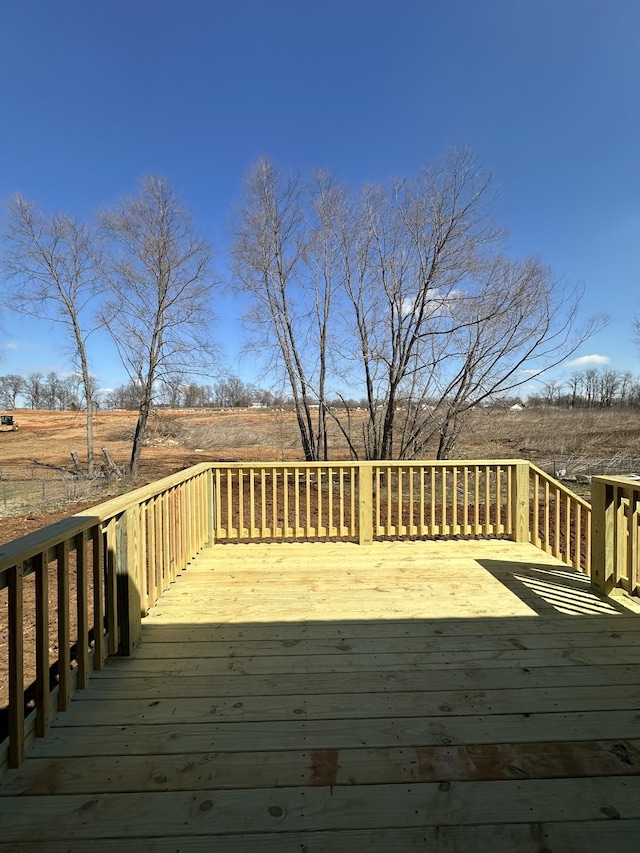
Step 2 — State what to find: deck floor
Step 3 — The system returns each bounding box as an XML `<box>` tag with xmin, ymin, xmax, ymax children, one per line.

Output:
<box><xmin>1</xmin><ymin>540</ymin><xmax>640</xmax><ymax>851</ymax></box>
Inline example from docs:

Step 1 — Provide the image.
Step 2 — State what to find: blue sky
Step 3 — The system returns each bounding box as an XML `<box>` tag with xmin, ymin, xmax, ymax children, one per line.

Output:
<box><xmin>1</xmin><ymin>0</ymin><xmax>639</xmax><ymax>396</ymax></box>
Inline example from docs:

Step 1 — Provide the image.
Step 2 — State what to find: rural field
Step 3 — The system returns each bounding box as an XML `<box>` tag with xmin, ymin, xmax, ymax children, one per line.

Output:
<box><xmin>1</xmin><ymin>405</ymin><xmax>640</xmax><ymax>544</ymax></box>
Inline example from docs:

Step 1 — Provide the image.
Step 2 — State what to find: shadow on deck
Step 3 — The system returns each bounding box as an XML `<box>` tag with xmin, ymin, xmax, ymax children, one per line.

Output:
<box><xmin>0</xmin><ymin>540</ymin><xmax>639</xmax><ymax>851</ymax></box>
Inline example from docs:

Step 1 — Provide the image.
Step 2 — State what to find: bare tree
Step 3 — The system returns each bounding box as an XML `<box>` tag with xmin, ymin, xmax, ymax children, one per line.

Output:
<box><xmin>231</xmin><ymin>159</ymin><xmax>326</xmax><ymax>460</ymax></box>
<box><xmin>99</xmin><ymin>175</ymin><xmax>216</xmax><ymax>475</ymax></box>
<box><xmin>23</xmin><ymin>371</ymin><xmax>44</xmax><ymax>409</ymax></box>
<box><xmin>233</xmin><ymin>150</ymin><xmax>603</xmax><ymax>460</ymax></box>
<box><xmin>0</xmin><ymin>374</ymin><xmax>23</xmax><ymax>408</ymax></box>
<box><xmin>2</xmin><ymin>196</ymin><xmax>100</xmax><ymax>473</ymax></box>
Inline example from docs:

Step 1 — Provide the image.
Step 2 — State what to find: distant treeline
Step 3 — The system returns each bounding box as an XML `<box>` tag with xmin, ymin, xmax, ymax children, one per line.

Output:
<box><xmin>4</xmin><ymin>367</ymin><xmax>640</xmax><ymax>413</ymax></box>
<box><xmin>0</xmin><ymin>372</ymin><xmax>289</xmax><ymax>411</ymax></box>
<box><xmin>526</xmin><ymin>368</ymin><xmax>640</xmax><ymax>409</ymax></box>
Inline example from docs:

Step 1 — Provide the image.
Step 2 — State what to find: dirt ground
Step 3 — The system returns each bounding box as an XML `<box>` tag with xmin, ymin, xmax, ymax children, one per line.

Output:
<box><xmin>0</xmin><ymin>407</ymin><xmax>302</xmax><ymax>544</ymax></box>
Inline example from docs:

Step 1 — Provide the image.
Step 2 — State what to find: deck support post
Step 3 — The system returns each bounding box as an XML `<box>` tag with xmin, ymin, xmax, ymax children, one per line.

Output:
<box><xmin>358</xmin><ymin>463</ymin><xmax>373</xmax><ymax>545</ymax></box>
<box><xmin>512</xmin><ymin>462</ymin><xmax>530</xmax><ymax>543</ymax></box>
<box><xmin>115</xmin><ymin>507</ymin><xmax>142</xmax><ymax>655</ymax></box>
<box><xmin>591</xmin><ymin>477</ymin><xmax>615</xmax><ymax>595</ymax></box>
<box><xmin>204</xmin><ymin>467</ymin><xmax>215</xmax><ymax>548</ymax></box>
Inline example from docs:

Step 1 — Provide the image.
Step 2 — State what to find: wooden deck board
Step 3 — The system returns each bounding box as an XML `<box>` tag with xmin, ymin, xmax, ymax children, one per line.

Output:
<box><xmin>1</xmin><ymin>824</ymin><xmax>640</xmax><ymax>853</ymax></box>
<box><xmin>1</xmin><ymin>540</ymin><xmax>639</xmax><ymax>850</ymax></box>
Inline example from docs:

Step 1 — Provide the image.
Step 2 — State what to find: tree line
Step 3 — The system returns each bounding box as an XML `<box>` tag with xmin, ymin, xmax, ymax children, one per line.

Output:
<box><xmin>1</xmin><ymin>150</ymin><xmax>607</xmax><ymax>471</ymax></box>
<box><xmin>0</xmin><ymin>371</ymin><xmax>96</xmax><ymax>410</ymax></box>
<box><xmin>528</xmin><ymin>368</ymin><xmax>640</xmax><ymax>409</ymax></box>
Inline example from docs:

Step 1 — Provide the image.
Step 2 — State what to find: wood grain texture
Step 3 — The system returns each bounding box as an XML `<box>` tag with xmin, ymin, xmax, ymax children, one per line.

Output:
<box><xmin>1</xmin><ymin>540</ymin><xmax>638</xmax><ymax>848</ymax></box>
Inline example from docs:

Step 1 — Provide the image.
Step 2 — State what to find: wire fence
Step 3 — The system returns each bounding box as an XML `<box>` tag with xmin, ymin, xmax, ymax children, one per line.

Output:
<box><xmin>0</xmin><ymin>465</ymin><xmax>110</xmax><ymax>518</ymax></box>
<box><xmin>546</xmin><ymin>454</ymin><xmax>640</xmax><ymax>482</ymax></box>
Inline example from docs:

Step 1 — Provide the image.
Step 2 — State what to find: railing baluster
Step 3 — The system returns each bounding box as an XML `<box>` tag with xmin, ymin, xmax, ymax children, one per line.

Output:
<box><xmin>462</xmin><ymin>466</ymin><xmax>469</xmax><ymax>535</ymax></box>
<box><xmin>215</xmin><ymin>469</ymin><xmax>222</xmax><ymax>538</ymax></box>
<box><xmin>532</xmin><ymin>470</ymin><xmax>540</xmax><ymax>548</ymax></box>
<box><xmin>305</xmin><ymin>467</ymin><xmax>311</xmax><ymax>537</ymax></box>
<box><xmin>238</xmin><ymin>469</ymin><xmax>244</xmax><ymax>538</ymax></box>
<box><xmin>105</xmin><ymin>518</ymin><xmax>118</xmax><ymax>656</ymax></box>
<box><xmin>554</xmin><ymin>484</ymin><xmax>561</xmax><ymax>559</ymax></box>
<box><xmin>430</xmin><ymin>467</ymin><xmax>436</xmax><ymax>533</ymax></box>
<box><xmin>34</xmin><ymin>552</ymin><xmax>50</xmax><ymax>735</ymax></box>
<box><xmin>76</xmin><ymin>531</ymin><xmax>89</xmax><ymax>690</ymax></box>
<box><xmin>408</xmin><ymin>466</ymin><xmax>415</xmax><ymax>536</ymax></box>
<box><xmin>147</xmin><ymin>499</ymin><xmax>157</xmax><ymax>607</ymax></box>
<box><xmin>92</xmin><ymin>526</ymin><xmax>105</xmax><ymax>671</ymax></box>
<box><xmin>452</xmin><ymin>466</ymin><xmax>458</xmax><ymax>535</ymax></box>
<box><xmin>56</xmin><ymin>540</ymin><xmax>71</xmax><ymax>712</ymax></box>
<box><xmin>294</xmin><ymin>467</ymin><xmax>300</xmax><ymax>536</ymax></box>
<box><xmin>473</xmin><ymin>466</ymin><xmax>480</xmax><ymax>534</ymax></box>
<box><xmin>272</xmin><ymin>467</ymin><xmax>279</xmax><ymax>537</ymax></box>
<box><xmin>283</xmin><ymin>468</ymin><xmax>289</xmax><ymax>538</ymax></box>
<box><xmin>544</xmin><ymin>480</ymin><xmax>550</xmax><ymax>553</ymax></box>
<box><xmin>8</xmin><ymin>562</ymin><xmax>25</xmax><ymax>768</ymax></box>
<box><xmin>261</xmin><ymin>468</ymin><xmax>268</xmax><ymax>538</ymax></box>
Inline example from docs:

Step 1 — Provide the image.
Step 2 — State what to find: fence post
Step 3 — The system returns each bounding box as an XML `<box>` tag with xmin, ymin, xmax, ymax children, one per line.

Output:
<box><xmin>358</xmin><ymin>463</ymin><xmax>373</xmax><ymax>545</ymax></box>
<box><xmin>512</xmin><ymin>462</ymin><xmax>530</xmax><ymax>543</ymax></box>
<box><xmin>591</xmin><ymin>477</ymin><xmax>615</xmax><ymax>595</ymax></box>
<box><xmin>204</xmin><ymin>466</ymin><xmax>215</xmax><ymax>548</ymax></box>
<box><xmin>115</xmin><ymin>507</ymin><xmax>142</xmax><ymax>655</ymax></box>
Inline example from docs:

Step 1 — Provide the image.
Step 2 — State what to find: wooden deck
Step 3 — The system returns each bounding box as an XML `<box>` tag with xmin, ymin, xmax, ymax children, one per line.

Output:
<box><xmin>1</xmin><ymin>540</ymin><xmax>640</xmax><ymax>851</ymax></box>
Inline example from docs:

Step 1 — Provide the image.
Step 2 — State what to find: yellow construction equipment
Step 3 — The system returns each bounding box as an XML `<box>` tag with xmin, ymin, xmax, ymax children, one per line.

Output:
<box><xmin>0</xmin><ymin>414</ymin><xmax>19</xmax><ymax>432</ymax></box>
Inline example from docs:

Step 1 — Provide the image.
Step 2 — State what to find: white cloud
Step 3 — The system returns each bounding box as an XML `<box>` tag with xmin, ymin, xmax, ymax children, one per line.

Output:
<box><xmin>5</xmin><ymin>342</ymin><xmax>18</xmax><ymax>350</ymax></box>
<box><xmin>518</xmin><ymin>368</ymin><xmax>540</xmax><ymax>376</ymax></box>
<box><xmin>566</xmin><ymin>354</ymin><xmax>610</xmax><ymax>367</ymax></box>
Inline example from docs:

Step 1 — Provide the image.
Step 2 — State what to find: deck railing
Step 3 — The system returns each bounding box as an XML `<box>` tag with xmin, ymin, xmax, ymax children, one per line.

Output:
<box><xmin>0</xmin><ymin>463</ymin><xmax>211</xmax><ymax>775</ymax></box>
<box><xmin>591</xmin><ymin>475</ymin><xmax>640</xmax><ymax>597</ymax></box>
<box><xmin>529</xmin><ymin>463</ymin><xmax>591</xmax><ymax>574</ymax></box>
<box><xmin>0</xmin><ymin>458</ymin><xmax>622</xmax><ymax>777</ymax></box>
<box><xmin>210</xmin><ymin>461</ymin><xmax>528</xmax><ymax>544</ymax></box>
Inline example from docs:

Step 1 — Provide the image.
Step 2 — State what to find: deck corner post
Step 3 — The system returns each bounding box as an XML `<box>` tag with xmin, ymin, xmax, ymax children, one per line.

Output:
<box><xmin>115</xmin><ymin>507</ymin><xmax>142</xmax><ymax>655</ymax></box>
<box><xmin>204</xmin><ymin>466</ymin><xmax>215</xmax><ymax>548</ymax></box>
<box><xmin>512</xmin><ymin>462</ymin><xmax>530</xmax><ymax>543</ymax></box>
<box><xmin>591</xmin><ymin>476</ymin><xmax>615</xmax><ymax>595</ymax></box>
<box><xmin>358</xmin><ymin>463</ymin><xmax>374</xmax><ymax>545</ymax></box>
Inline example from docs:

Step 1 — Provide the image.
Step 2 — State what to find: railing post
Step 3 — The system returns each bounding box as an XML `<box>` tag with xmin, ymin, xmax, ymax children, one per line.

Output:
<box><xmin>204</xmin><ymin>466</ymin><xmax>215</xmax><ymax>548</ymax></box>
<box><xmin>512</xmin><ymin>462</ymin><xmax>530</xmax><ymax>544</ymax></box>
<box><xmin>358</xmin><ymin>463</ymin><xmax>373</xmax><ymax>545</ymax></box>
<box><xmin>591</xmin><ymin>477</ymin><xmax>615</xmax><ymax>595</ymax></box>
<box><xmin>115</xmin><ymin>507</ymin><xmax>142</xmax><ymax>655</ymax></box>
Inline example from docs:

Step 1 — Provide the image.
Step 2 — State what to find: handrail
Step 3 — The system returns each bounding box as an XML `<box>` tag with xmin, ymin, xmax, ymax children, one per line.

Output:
<box><xmin>1</xmin><ymin>457</ymin><xmax>594</xmax><ymax>778</ymax></box>
<box><xmin>591</xmin><ymin>475</ymin><xmax>640</xmax><ymax>596</ymax></box>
